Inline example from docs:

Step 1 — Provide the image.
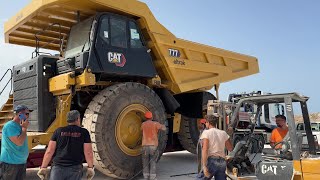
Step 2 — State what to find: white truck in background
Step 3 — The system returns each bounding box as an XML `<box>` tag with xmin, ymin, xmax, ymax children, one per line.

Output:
<box><xmin>296</xmin><ymin>122</ymin><xmax>320</xmax><ymax>151</ymax></box>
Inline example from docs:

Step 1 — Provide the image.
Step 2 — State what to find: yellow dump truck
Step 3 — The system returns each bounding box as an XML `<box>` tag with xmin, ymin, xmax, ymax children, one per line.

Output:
<box><xmin>1</xmin><ymin>0</ymin><xmax>258</xmax><ymax>178</ymax></box>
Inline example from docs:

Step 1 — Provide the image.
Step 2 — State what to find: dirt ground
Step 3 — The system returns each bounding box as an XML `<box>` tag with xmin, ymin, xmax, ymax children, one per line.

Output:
<box><xmin>26</xmin><ymin>151</ymin><xmax>198</xmax><ymax>180</ymax></box>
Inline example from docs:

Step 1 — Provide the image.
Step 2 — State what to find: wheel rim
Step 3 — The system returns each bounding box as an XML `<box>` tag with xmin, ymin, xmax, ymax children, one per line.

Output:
<box><xmin>116</xmin><ymin>104</ymin><xmax>148</xmax><ymax>156</ymax></box>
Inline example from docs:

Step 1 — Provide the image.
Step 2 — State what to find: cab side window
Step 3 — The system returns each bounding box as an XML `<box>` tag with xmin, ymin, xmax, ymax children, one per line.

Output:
<box><xmin>129</xmin><ymin>21</ymin><xmax>143</xmax><ymax>48</ymax></box>
<box><xmin>110</xmin><ymin>18</ymin><xmax>127</xmax><ymax>48</ymax></box>
<box><xmin>99</xmin><ymin>17</ymin><xmax>109</xmax><ymax>44</ymax></box>
<box><xmin>297</xmin><ymin>123</ymin><xmax>304</xmax><ymax>131</ymax></box>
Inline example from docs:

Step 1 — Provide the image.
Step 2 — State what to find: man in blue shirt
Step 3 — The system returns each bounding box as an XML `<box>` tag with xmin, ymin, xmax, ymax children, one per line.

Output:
<box><xmin>0</xmin><ymin>105</ymin><xmax>31</xmax><ymax>180</ymax></box>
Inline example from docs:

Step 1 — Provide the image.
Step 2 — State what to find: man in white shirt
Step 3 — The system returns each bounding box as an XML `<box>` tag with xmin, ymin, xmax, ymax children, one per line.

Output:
<box><xmin>196</xmin><ymin>115</ymin><xmax>233</xmax><ymax>180</ymax></box>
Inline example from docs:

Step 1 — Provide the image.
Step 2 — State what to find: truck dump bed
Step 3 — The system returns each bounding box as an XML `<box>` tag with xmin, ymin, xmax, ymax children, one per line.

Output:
<box><xmin>4</xmin><ymin>0</ymin><xmax>259</xmax><ymax>94</ymax></box>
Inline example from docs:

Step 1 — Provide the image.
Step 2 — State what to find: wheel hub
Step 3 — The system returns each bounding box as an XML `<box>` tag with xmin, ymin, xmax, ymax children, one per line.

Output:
<box><xmin>115</xmin><ymin>104</ymin><xmax>148</xmax><ymax>156</ymax></box>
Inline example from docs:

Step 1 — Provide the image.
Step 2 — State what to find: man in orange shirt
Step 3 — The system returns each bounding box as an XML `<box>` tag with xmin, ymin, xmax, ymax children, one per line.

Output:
<box><xmin>270</xmin><ymin>115</ymin><xmax>289</xmax><ymax>149</ymax></box>
<box><xmin>141</xmin><ymin>111</ymin><xmax>166</xmax><ymax>180</ymax></box>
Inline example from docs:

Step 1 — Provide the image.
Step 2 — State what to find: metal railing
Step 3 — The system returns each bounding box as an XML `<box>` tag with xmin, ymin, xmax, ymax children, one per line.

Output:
<box><xmin>0</xmin><ymin>69</ymin><xmax>13</xmax><ymax>96</ymax></box>
<box><xmin>32</xmin><ymin>23</ymin><xmax>64</xmax><ymax>58</ymax></box>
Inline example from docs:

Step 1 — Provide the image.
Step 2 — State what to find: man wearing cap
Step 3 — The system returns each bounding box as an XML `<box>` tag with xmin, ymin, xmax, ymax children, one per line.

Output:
<box><xmin>141</xmin><ymin>111</ymin><xmax>166</xmax><ymax>180</ymax></box>
<box><xmin>37</xmin><ymin>110</ymin><xmax>94</xmax><ymax>180</ymax></box>
<box><xmin>0</xmin><ymin>105</ymin><xmax>31</xmax><ymax>180</ymax></box>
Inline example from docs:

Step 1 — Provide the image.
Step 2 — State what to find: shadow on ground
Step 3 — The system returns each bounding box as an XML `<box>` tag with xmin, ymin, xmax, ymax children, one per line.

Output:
<box><xmin>26</xmin><ymin>151</ymin><xmax>198</xmax><ymax>180</ymax></box>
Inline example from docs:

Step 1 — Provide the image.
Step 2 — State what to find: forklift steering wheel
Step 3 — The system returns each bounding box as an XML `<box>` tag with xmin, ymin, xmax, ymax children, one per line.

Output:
<box><xmin>272</xmin><ymin>141</ymin><xmax>290</xmax><ymax>154</ymax></box>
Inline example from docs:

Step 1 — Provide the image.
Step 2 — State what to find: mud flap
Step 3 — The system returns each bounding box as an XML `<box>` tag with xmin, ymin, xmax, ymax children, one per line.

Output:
<box><xmin>256</xmin><ymin>160</ymin><xmax>293</xmax><ymax>180</ymax></box>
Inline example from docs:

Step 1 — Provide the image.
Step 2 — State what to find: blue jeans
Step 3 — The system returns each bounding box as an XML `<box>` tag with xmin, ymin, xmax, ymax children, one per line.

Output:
<box><xmin>196</xmin><ymin>157</ymin><xmax>227</xmax><ymax>180</ymax></box>
<box><xmin>49</xmin><ymin>165</ymin><xmax>83</xmax><ymax>180</ymax></box>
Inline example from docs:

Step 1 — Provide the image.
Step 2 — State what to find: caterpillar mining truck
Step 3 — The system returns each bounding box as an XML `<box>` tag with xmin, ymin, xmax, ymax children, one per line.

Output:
<box><xmin>1</xmin><ymin>0</ymin><xmax>259</xmax><ymax>178</ymax></box>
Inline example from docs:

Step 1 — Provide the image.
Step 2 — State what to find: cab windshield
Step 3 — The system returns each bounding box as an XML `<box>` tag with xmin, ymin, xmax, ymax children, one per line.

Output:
<box><xmin>65</xmin><ymin>17</ymin><xmax>93</xmax><ymax>58</ymax></box>
<box><xmin>311</xmin><ymin>123</ymin><xmax>320</xmax><ymax>131</ymax></box>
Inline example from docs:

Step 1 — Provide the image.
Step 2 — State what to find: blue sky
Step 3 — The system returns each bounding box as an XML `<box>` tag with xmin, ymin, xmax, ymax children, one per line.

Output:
<box><xmin>0</xmin><ymin>0</ymin><xmax>319</xmax><ymax>113</ymax></box>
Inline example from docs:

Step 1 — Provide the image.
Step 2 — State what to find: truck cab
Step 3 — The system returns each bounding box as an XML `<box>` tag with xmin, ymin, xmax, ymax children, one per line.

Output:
<box><xmin>57</xmin><ymin>13</ymin><xmax>156</xmax><ymax>79</ymax></box>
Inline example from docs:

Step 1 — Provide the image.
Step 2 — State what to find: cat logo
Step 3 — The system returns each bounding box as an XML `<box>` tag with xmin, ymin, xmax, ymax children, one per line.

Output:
<box><xmin>108</xmin><ymin>52</ymin><xmax>126</xmax><ymax>67</ymax></box>
<box><xmin>261</xmin><ymin>165</ymin><xmax>278</xmax><ymax>175</ymax></box>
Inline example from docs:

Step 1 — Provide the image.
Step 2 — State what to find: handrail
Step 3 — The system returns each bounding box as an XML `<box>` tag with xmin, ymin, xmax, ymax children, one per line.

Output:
<box><xmin>0</xmin><ymin>68</ymin><xmax>13</xmax><ymax>95</ymax></box>
<box><xmin>32</xmin><ymin>23</ymin><xmax>64</xmax><ymax>58</ymax></box>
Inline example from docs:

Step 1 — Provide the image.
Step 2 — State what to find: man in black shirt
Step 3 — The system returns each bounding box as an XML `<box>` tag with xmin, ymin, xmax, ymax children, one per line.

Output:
<box><xmin>37</xmin><ymin>110</ymin><xmax>95</xmax><ymax>180</ymax></box>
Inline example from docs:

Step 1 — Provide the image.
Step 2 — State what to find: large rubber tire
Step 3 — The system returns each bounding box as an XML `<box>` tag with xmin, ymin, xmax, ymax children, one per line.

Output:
<box><xmin>82</xmin><ymin>82</ymin><xmax>167</xmax><ymax>179</ymax></box>
<box><xmin>177</xmin><ymin>116</ymin><xmax>199</xmax><ymax>154</ymax></box>
<box><xmin>177</xmin><ymin>92</ymin><xmax>216</xmax><ymax>154</ymax></box>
